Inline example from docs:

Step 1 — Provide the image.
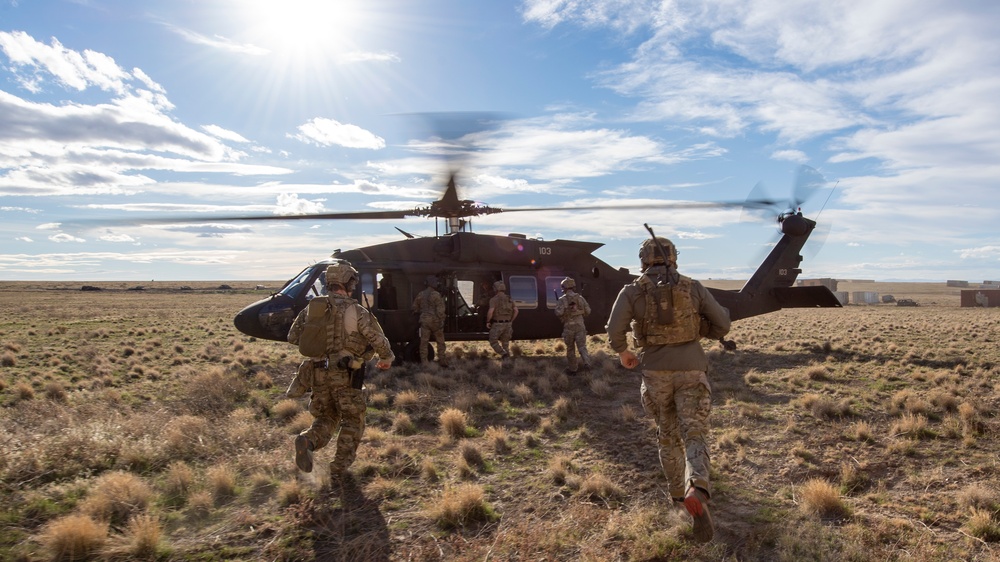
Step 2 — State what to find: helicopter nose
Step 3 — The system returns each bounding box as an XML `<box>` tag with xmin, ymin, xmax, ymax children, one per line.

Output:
<box><xmin>233</xmin><ymin>303</ymin><xmax>264</xmax><ymax>339</ymax></box>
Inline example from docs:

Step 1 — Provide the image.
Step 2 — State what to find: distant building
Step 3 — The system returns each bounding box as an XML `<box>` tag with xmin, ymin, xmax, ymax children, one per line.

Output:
<box><xmin>947</xmin><ymin>280</ymin><xmax>970</xmax><ymax>288</ymax></box>
<box><xmin>962</xmin><ymin>289</ymin><xmax>1000</xmax><ymax>308</ymax></box>
<box><xmin>798</xmin><ymin>278</ymin><xmax>838</xmax><ymax>291</ymax></box>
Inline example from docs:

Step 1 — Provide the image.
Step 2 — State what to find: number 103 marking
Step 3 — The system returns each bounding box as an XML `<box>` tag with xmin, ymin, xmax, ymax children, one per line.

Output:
<box><xmin>539</xmin><ymin>247</ymin><xmax>552</xmax><ymax>255</ymax></box>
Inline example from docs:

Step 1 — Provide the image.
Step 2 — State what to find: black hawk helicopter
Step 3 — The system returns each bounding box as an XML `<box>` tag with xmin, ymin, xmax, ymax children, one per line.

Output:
<box><xmin>219</xmin><ymin>167</ymin><xmax>841</xmax><ymax>363</ymax></box>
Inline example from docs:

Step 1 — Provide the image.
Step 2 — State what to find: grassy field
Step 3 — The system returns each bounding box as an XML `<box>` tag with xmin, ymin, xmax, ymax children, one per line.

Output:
<box><xmin>1</xmin><ymin>281</ymin><xmax>998</xmax><ymax>561</ymax></box>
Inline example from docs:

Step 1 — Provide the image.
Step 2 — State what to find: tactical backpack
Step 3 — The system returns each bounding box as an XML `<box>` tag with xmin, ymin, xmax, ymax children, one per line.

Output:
<box><xmin>298</xmin><ymin>297</ymin><xmax>333</xmax><ymax>357</ymax></box>
<box><xmin>298</xmin><ymin>295</ymin><xmax>369</xmax><ymax>360</ymax></box>
<box><xmin>630</xmin><ymin>273</ymin><xmax>701</xmax><ymax>347</ymax></box>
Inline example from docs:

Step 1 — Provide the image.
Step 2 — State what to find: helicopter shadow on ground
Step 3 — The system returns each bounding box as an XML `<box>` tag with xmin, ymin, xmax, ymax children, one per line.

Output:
<box><xmin>309</xmin><ymin>475</ymin><xmax>391</xmax><ymax>562</ymax></box>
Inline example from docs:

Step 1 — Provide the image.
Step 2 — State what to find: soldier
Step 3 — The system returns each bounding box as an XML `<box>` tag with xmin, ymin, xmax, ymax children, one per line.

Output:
<box><xmin>287</xmin><ymin>260</ymin><xmax>394</xmax><ymax>478</ymax></box>
<box><xmin>554</xmin><ymin>277</ymin><xmax>592</xmax><ymax>374</ymax></box>
<box><xmin>412</xmin><ymin>275</ymin><xmax>448</xmax><ymax>366</ymax></box>
<box><xmin>605</xmin><ymin>237</ymin><xmax>730</xmax><ymax>543</ymax></box>
<box><xmin>486</xmin><ymin>280</ymin><xmax>518</xmax><ymax>358</ymax></box>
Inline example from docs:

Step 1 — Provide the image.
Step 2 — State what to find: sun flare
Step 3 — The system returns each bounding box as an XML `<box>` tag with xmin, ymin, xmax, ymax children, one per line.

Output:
<box><xmin>243</xmin><ymin>0</ymin><xmax>366</xmax><ymax>56</ymax></box>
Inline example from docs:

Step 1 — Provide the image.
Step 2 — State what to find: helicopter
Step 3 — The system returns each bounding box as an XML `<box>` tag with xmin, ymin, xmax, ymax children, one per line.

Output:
<box><xmin>225</xmin><ymin>169</ymin><xmax>842</xmax><ymax>363</ymax></box>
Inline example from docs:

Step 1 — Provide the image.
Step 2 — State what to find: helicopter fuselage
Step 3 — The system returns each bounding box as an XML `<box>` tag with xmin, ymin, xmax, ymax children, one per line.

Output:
<box><xmin>234</xmin><ymin>218</ymin><xmax>841</xmax><ymax>362</ymax></box>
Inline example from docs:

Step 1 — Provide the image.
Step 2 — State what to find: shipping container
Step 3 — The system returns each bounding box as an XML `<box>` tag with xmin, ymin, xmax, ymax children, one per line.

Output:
<box><xmin>851</xmin><ymin>291</ymin><xmax>880</xmax><ymax>305</ymax></box>
<box><xmin>961</xmin><ymin>289</ymin><xmax>1000</xmax><ymax>308</ymax></box>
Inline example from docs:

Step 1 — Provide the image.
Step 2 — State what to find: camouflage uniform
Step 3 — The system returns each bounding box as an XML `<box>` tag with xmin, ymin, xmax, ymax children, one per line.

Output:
<box><xmin>487</xmin><ymin>282</ymin><xmax>517</xmax><ymax>357</ymax></box>
<box><xmin>606</xmin><ymin>257</ymin><xmax>730</xmax><ymax>502</ymax></box>
<box><xmin>555</xmin><ymin>284</ymin><xmax>592</xmax><ymax>372</ymax></box>
<box><xmin>288</xmin><ymin>291</ymin><xmax>394</xmax><ymax>475</ymax></box>
<box><xmin>412</xmin><ymin>283</ymin><xmax>446</xmax><ymax>364</ymax></box>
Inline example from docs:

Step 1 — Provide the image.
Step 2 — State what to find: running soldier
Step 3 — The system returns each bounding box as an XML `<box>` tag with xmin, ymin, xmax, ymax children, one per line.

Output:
<box><xmin>287</xmin><ymin>260</ymin><xmax>394</xmax><ymax>478</ymax></box>
<box><xmin>554</xmin><ymin>277</ymin><xmax>592</xmax><ymax>373</ymax></box>
<box><xmin>606</xmin><ymin>236</ymin><xmax>730</xmax><ymax>543</ymax></box>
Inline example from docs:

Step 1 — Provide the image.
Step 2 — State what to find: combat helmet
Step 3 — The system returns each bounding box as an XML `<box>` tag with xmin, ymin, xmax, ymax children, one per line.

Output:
<box><xmin>638</xmin><ymin>237</ymin><xmax>677</xmax><ymax>270</ymax></box>
<box><xmin>425</xmin><ymin>275</ymin><xmax>439</xmax><ymax>288</ymax></box>
<box><xmin>325</xmin><ymin>260</ymin><xmax>359</xmax><ymax>288</ymax></box>
<box><xmin>560</xmin><ymin>277</ymin><xmax>575</xmax><ymax>290</ymax></box>
<box><xmin>493</xmin><ymin>280</ymin><xmax>506</xmax><ymax>292</ymax></box>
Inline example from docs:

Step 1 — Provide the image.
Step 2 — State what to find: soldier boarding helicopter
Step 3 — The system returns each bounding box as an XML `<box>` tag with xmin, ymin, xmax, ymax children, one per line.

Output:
<box><xmin>216</xmin><ymin>166</ymin><xmax>840</xmax><ymax>363</ymax></box>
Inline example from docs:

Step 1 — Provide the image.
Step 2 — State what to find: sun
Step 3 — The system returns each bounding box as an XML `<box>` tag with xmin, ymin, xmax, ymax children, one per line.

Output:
<box><xmin>242</xmin><ymin>0</ymin><xmax>367</xmax><ymax>57</ymax></box>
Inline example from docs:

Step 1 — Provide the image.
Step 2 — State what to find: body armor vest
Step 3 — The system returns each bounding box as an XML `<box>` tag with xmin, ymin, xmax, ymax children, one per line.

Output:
<box><xmin>493</xmin><ymin>294</ymin><xmax>514</xmax><ymax>320</ymax></box>
<box><xmin>630</xmin><ymin>273</ymin><xmax>701</xmax><ymax>347</ymax></box>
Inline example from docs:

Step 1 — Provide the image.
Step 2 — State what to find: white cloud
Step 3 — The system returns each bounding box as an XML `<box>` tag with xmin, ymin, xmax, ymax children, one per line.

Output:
<box><xmin>49</xmin><ymin>233</ymin><xmax>85</xmax><ymax>242</ymax></box>
<box><xmin>338</xmin><ymin>51</ymin><xmax>401</xmax><ymax>64</ymax></box>
<box><xmin>164</xmin><ymin>25</ymin><xmax>270</xmax><ymax>56</ymax></box>
<box><xmin>0</xmin><ymin>31</ymin><xmax>129</xmax><ymax>93</ymax></box>
<box><xmin>203</xmin><ymin>125</ymin><xmax>250</xmax><ymax>143</ymax></box>
<box><xmin>274</xmin><ymin>193</ymin><xmax>326</xmax><ymax>215</ymax></box>
<box><xmin>771</xmin><ymin>149</ymin><xmax>808</xmax><ymax>163</ymax></box>
<box><xmin>290</xmin><ymin>118</ymin><xmax>386</xmax><ymax>149</ymax></box>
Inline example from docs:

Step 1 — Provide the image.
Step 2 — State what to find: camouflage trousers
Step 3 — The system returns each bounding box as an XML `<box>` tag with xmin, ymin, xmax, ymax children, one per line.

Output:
<box><xmin>419</xmin><ymin>320</ymin><xmax>446</xmax><ymax>363</ymax></box>
<box><xmin>301</xmin><ymin>371</ymin><xmax>366</xmax><ymax>474</ymax></box>
<box><xmin>561</xmin><ymin>321</ymin><xmax>591</xmax><ymax>371</ymax></box>
<box><xmin>640</xmin><ymin>369</ymin><xmax>712</xmax><ymax>499</ymax></box>
<box><xmin>488</xmin><ymin>321</ymin><xmax>513</xmax><ymax>356</ymax></box>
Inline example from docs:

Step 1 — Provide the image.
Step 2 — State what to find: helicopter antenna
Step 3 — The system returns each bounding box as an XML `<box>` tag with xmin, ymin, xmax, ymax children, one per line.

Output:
<box><xmin>813</xmin><ymin>180</ymin><xmax>838</xmax><ymax>223</ymax></box>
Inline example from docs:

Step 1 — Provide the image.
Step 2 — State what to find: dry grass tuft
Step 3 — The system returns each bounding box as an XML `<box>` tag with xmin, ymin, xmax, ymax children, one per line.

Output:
<box><xmin>277</xmin><ymin>480</ymin><xmax>305</xmax><ymax>507</ymax></box>
<box><xmin>39</xmin><ymin>514</ymin><xmax>108</xmax><ymax>561</ymax></box>
<box><xmin>578</xmin><ymin>473</ymin><xmax>624</xmax><ymax>503</ymax></box>
<box><xmin>162</xmin><ymin>460</ymin><xmax>195</xmax><ymax>506</ymax></box>
<box><xmin>965</xmin><ymin>509</ymin><xmax>1000</xmax><ymax>541</ymax></box>
<box><xmin>207</xmin><ymin>464</ymin><xmax>238</xmax><ymax>503</ymax></box>
<box><xmin>392</xmin><ymin>412</ymin><xmax>417</xmax><ymax>435</ymax></box>
<box><xmin>44</xmin><ymin>381</ymin><xmax>68</xmax><ymax>402</ymax></box>
<box><xmin>552</xmin><ymin>396</ymin><xmax>574</xmax><ymax>421</ymax></box>
<box><xmin>394</xmin><ymin>389</ymin><xmax>421</xmax><ymax>410</ymax></box>
<box><xmin>163</xmin><ymin>415</ymin><xmax>213</xmax><ymax>459</ymax></box>
<box><xmin>81</xmin><ymin>471</ymin><xmax>153</xmax><ymax>527</ymax></box>
<box><xmin>957</xmin><ymin>483</ymin><xmax>999</xmax><ymax>511</ymax></box>
<box><xmin>484</xmin><ymin>425</ymin><xmax>511</xmax><ymax>454</ymax></box>
<box><xmin>427</xmin><ymin>483</ymin><xmax>498</xmax><ymax>529</ymax></box>
<box><xmin>890</xmin><ymin>413</ymin><xmax>932</xmax><ymax>439</ymax></box>
<box><xmin>272</xmin><ymin>399</ymin><xmax>303</xmax><ymax>423</ymax></box>
<box><xmin>548</xmin><ymin>455</ymin><xmax>575</xmax><ymax>485</ymax></box>
<box><xmin>118</xmin><ymin>513</ymin><xmax>163</xmax><ymax>559</ymax></box>
<box><xmin>439</xmin><ymin>407</ymin><xmax>469</xmax><ymax>441</ymax></box>
<box><xmin>181</xmin><ymin>366</ymin><xmax>250</xmax><ymax>417</ymax></box>
<box><xmin>798</xmin><ymin>478</ymin><xmax>850</xmax><ymax>519</ymax></box>
<box><xmin>512</xmin><ymin>383</ymin><xmax>534</xmax><ymax>404</ymax></box>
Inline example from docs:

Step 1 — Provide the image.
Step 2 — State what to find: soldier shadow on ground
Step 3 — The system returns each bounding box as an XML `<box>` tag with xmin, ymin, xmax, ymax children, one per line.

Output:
<box><xmin>310</xmin><ymin>476</ymin><xmax>391</xmax><ymax>562</ymax></box>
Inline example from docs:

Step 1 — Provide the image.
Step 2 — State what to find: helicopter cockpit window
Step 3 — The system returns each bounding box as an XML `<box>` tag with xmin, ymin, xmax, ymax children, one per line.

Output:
<box><xmin>279</xmin><ymin>266</ymin><xmax>327</xmax><ymax>300</ymax></box>
<box><xmin>544</xmin><ymin>276</ymin><xmax>564</xmax><ymax>309</ymax></box>
<box><xmin>508</xmin><ymin>275</ymin><xmax>537</xmax><ymax>309</ymax></box>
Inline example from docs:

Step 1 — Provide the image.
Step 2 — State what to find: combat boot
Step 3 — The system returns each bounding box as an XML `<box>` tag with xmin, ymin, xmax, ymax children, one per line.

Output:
<box><xmin>294</xmin><ymin>435</ymin><xmax>314</xmax><ymax>473</ymax></box>
<box><xmin>684</xmin><ymin>487</ymin><xmax>714</xmax><ymax>543</ymax></box>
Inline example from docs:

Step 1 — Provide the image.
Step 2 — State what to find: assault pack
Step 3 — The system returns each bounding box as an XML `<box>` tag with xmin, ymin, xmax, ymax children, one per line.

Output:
<box><xmin>630</xmin><ymin>272</ymin><xmax>701</xmax><ymax>347</ymax></box>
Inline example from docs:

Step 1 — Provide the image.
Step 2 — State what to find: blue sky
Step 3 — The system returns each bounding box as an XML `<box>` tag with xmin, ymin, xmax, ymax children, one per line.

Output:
<box><xmin>2</xmin><ymin>0</ymin><xmax>998</xmax><ymax>282</ymax></box>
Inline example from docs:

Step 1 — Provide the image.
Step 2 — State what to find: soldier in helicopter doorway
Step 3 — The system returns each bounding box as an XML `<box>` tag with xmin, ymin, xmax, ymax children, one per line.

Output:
<box><xmin>486</xmin><ymin>280</ymin><xmax>518</xmax><ymax>359</ymax></box>
<box><xmin>554</xmin><ymin>276</ymin><xmax>592</xmax><ymax>374</ymax></box>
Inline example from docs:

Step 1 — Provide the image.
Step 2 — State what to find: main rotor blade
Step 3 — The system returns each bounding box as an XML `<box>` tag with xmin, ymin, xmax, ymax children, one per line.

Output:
<box><xmin>90</xmin><ymin>209</ymin><xmax>415</xmax><ymax>225</ymax></box>
<box><xmin>499</xmin><ymin>198</ymin><xmax>781</xmax><ymax>214</ymax></box>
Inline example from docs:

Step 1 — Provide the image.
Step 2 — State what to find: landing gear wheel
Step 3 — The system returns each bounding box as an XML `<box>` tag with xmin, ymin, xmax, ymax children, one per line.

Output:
<box><xmin>402</xmin><ymin>339</ymin><xmax>434</xmax><ymax>364</ymax></box>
